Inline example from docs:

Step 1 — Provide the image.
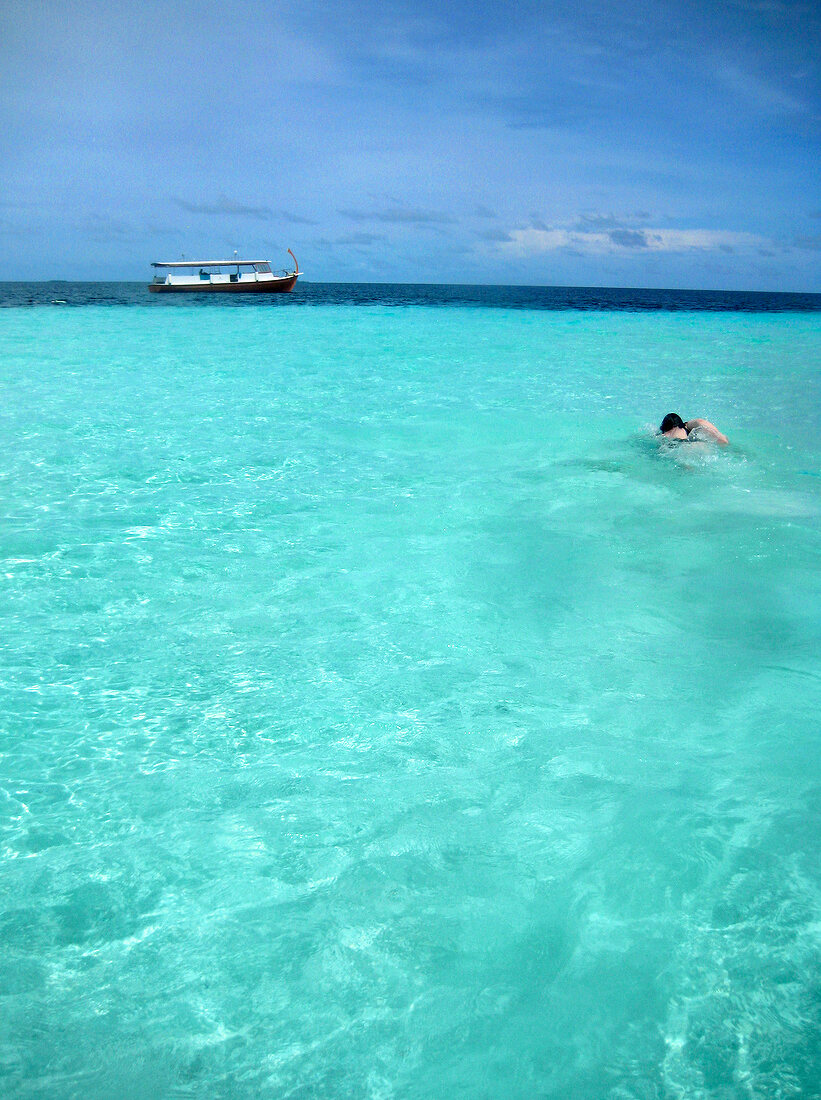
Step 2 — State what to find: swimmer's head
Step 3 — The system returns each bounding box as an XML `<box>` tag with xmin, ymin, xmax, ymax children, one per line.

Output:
<box><xmin>660</xmin><ymin>413</ymin><xmax>686</xmax><ymax>434</ymax></box>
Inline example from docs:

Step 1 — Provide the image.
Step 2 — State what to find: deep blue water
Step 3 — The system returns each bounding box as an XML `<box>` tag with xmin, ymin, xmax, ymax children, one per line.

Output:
<box><xmin>1</xmin><ymin>280</ymin><xmax>820</xmax><ymax>311</ymax></box>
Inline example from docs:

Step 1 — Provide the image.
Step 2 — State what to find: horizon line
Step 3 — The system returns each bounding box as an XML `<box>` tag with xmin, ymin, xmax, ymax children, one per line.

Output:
<box><xmin>2</xmin><ymin>279</ymin><xmax>820</xmax><ymax>297</ymax></box>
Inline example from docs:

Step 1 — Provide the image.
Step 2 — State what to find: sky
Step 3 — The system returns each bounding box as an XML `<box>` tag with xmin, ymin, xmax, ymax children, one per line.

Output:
<box><xmin>1</xmin><ymin>0</ymin><xmax>819</xmax><ymax>289</ymax></box>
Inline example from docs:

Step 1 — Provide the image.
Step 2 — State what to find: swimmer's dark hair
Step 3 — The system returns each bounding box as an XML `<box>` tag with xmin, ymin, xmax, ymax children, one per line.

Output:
<box><xmin>660</xmin><ymin>413</ymin><xmax>686</xmax><ymax>434</ymax></box>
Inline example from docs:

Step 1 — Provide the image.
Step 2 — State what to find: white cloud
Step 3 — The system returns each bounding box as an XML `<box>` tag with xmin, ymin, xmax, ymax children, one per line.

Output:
<box><xmin>499</xmin><ymin>226</ymin><xmax>771</xmax><ymax>256</ymax></box>
<box><xmin>717</xmin><ymin>64</ymin><xmax>809</xmax><ymax>115</ymax></box>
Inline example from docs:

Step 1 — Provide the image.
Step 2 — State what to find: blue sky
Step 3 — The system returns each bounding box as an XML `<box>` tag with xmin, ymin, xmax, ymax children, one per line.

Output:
<box><xmin>1</xmin><ymin>0</ymin><xmax>819</xmax><ymax>289</ymax></box>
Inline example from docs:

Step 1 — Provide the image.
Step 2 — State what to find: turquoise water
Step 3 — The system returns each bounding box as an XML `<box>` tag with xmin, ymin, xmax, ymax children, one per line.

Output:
<box><xmin>1</xmin><ymin>299</ymin><xmax>820</xmax><ymax>1097</ymax></box>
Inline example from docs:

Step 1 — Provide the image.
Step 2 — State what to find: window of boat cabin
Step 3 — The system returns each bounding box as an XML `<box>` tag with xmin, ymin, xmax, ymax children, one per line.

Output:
<box><xmin>254</xmin><ymin>263</ymin><xmax>271</xmax><ymax>274</ymax></box>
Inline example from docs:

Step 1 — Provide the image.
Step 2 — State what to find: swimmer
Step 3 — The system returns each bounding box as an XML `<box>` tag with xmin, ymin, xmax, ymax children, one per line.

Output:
<box><xmin>659</xmin><ymin>413</ymin><xmax>728</xmax><ymax>445</ymax></box>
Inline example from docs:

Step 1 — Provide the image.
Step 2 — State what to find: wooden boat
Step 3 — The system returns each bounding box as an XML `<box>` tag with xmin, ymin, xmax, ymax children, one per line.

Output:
<box><xmin>149</xmin><ymin>250</ymin><xmax>300</xmax><ymax>293</ymax></box>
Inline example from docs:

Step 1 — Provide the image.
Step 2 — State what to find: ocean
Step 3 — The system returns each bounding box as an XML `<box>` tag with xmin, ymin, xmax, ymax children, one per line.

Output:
<box><xmin>1</xmin><ymin>283</ymin><xmax>820</xmax><ymax>1098</ymax></box>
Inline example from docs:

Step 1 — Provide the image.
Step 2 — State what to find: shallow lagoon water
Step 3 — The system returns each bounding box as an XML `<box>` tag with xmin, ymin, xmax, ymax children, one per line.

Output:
<box><xmin>1</xmin><ymin>290</ymin><xmax>820</xmax><ymax>1097</ymax></box>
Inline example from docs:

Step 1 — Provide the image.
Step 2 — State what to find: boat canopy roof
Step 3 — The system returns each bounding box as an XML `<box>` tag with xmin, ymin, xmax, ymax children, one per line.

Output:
<box><xmin>151</xmin><ymin>260</ymin><xmax>271</xmax><ymax>268</ymax></box>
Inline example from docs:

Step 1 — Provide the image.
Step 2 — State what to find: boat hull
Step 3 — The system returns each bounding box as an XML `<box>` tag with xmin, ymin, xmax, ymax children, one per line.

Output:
<box><xmin>149</xmin><ymin>274</ymin><xmax>299</xmax><ymax>294</ymax></box>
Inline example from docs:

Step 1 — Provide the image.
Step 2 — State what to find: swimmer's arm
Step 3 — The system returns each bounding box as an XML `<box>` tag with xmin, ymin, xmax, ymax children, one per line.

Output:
<box><xmin>685</xmin><ymin>419</ymin><xmax>728</xmax><ymax>445</ymax></box>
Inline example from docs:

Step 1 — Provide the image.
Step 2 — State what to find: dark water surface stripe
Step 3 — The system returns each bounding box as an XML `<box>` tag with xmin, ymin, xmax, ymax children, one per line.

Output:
<box><xmin>1</xmin><ymin>281</ymin><xmax>820</xmax><ymax>311</ymax></box>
